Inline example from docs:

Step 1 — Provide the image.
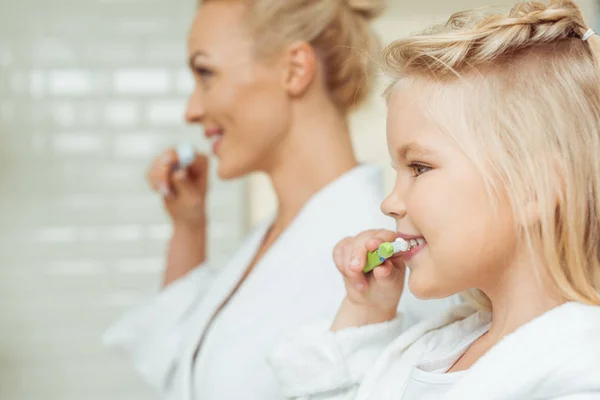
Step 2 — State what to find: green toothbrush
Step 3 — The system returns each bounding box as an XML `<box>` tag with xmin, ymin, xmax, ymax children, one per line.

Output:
<box><xmin>363</xmin><ymin>238</ymin><xmax>410</xmax><ymax>273</ymax></box>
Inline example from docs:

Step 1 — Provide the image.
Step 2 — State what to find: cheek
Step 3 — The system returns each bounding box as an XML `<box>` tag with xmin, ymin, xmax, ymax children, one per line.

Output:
<box><xmin>407</xmin><ymin>171</ymin><xmax>513</xmax><ymax>297</ymax></box>
<box><xmin>429</xmin><ymin>171</ymin><xmax>491</xmax><ymax>243</ymax></box>
<box><xmin>213</xmin><ymin>75</ymin><xmax>290</xmax><ymax>178</ymax></box>
<box><xmin>220</xmin><ymin>78</ymin><xmax>289</xmax><ymax>141</ymax></box>
<box><xmin>406</xmin><ymin>173</ymin><xmax>472</xmax><ymax>240</ymax></box>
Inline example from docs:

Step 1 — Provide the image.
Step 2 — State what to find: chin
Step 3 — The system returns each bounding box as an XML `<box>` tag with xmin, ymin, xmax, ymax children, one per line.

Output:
<box><xmin>216</xmin><ymin>156</ymin><xmax>256</xmax><ymax>180</ymax></box>
<box><xmin>407</xmin><ymin>272</ymin><xmax>449</xmax><ymax>300</ymax></box>
<box><xmin>217</xmin><ymin>164</ymin><xmax>245</xmax><ymax>180</ymax></box>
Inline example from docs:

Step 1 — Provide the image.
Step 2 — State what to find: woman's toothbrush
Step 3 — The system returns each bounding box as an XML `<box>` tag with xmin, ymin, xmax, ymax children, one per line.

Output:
<box><xmin>159</xmin><ymin>143</ymin><xmax>196</xmax><ymax>197</ymax></box>
<box><xmin>363</xmin><ymin>238</ymin><xmax>410</xmax><ymax>273</ymax></box>
<box><xmin>176</xmin><ymin>143</ymin><xmax>195</xmax><ymax>169</ymax></box>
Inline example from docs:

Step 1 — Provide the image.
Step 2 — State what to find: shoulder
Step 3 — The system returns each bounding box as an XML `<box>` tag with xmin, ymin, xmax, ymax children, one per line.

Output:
<box><xmin>446</xmin><ymin>303</ymin><xmax>600</xmax><ymax>399</ymax></box>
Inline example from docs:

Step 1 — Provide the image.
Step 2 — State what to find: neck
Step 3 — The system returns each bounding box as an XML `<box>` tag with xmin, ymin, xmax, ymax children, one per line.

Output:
<box><xmin>263</xmin><ymin>100</ymin><xmax>358</xmax><ymax>232</ymax></box>
<box><xmin>482</xmin><ymin>254</ymin><xmax>565</xmax><ymax>342</ymax></box>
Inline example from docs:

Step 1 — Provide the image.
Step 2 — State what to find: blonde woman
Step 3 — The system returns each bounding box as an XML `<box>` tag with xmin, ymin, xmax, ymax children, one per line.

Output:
<box><xmin>103</xmin><ymin>0</ymin><xmax>459</xmax><ymax>399</ymax></box>
<box><xmin>269</xmin><ymin>1</ymin><xmax>600</xmax><ymax>398</ymax></box>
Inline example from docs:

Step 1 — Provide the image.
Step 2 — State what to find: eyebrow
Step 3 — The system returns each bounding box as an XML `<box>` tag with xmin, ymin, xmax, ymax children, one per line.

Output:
<box><xmin>398</xmin><ymin>143</ymin><xmax>434</xmax><ymax>159</ymax></box>
<box><xmin>188</xmin><ymin>50</ymin><xmax>208</xmax><ymax>69</ymax></box>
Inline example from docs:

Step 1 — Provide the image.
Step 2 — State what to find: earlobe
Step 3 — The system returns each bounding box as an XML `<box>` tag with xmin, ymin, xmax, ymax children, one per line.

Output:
<box><xmin>283</xmin><ymin>41</ymin><xmax>318</xmax><ymax>97</ymax></box>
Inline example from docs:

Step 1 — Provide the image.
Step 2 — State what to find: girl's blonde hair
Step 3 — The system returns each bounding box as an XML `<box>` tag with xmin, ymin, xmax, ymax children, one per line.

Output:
<box><xmin>200</xmin><ymin>0</ymin><xmax>385</xmax><ymax>112</ymax></box>
<box><xmin>384</xmin><ymin>0</ymin><xmax>600</xmax><ymax>309</ymax></box>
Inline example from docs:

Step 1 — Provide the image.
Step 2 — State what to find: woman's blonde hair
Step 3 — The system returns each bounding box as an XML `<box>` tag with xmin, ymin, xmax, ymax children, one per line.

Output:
<box><xmin>384</xmin><ymin>0</ymin><xmax>600</xmax><ymax>309</ymax></box>
<box><xmin>200</xmin><ymin>0</ymin><xmax>385</xmax><ymax>112</ymax></box>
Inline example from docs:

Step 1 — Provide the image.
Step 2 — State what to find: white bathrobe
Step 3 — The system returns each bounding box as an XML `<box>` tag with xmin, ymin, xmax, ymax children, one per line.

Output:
<box><xmin>103</xmin><ymin>165</ymin><xmax>461</xmax><ymax>400</ymax></box>
<box><xmin>268</xmin><ymin>302</ymin><xmax>600</xmax><ymax>399</ymax></box>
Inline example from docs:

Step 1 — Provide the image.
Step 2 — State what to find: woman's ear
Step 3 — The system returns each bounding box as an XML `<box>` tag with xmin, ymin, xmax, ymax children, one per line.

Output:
<box><xmin>281</xmin><ymin>41</ymin><xmax>318</xmax><ymax>98</ymax></box>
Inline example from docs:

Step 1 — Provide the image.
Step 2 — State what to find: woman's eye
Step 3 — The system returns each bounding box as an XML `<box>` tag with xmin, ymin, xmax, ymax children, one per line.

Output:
<box><xmin>409</xmin><ymin>163</ymin><xmax>431</xmax><ymax>177</ymax></box>
<box><xmin>194</xmin><ymin>67</ymin><xmax>213</xmax><ymax>80</ymax></box>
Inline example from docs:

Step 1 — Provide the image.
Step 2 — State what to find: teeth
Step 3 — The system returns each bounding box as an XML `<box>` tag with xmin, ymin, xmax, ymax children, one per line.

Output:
<box><xmin>406</xmin><ymin>238</ymin><xmax>426</xmax><ymax>249</ymax></box>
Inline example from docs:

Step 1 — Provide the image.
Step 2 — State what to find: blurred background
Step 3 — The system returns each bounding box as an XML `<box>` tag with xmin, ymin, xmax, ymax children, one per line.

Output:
<box><xmin>0</xmin><ymin>0</ymin><xmax>596</xmax><ymax>399</ymax></box>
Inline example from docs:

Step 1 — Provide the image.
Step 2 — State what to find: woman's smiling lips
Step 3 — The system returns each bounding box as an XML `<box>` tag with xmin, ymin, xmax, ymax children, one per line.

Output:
<box><xmin>205</xmin><ymin>127</ymin><xmax>224</xmax><ymax>155</ymax></box>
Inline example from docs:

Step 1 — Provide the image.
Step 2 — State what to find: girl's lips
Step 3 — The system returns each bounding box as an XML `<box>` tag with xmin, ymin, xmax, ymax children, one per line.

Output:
<box><xmin>396</xmin><ymin>232</ymin><xmax>424</xmax><ymax>240</ymax></box>
<box><xmin>401</xmin><ymin>242</ymin><xmax>425</xmax><ymax>261</ymax></box>
<box><xmin>395</xmin><ymin>233</ymin><xmax>426</xmax><ymax>261</ymax></box>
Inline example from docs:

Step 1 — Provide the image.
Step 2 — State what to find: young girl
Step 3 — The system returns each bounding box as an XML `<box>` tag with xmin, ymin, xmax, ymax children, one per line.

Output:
<box><xmin>268</xmin><ymin>0</ymin><xmax>600</xmax><ymax>398</ymax></box>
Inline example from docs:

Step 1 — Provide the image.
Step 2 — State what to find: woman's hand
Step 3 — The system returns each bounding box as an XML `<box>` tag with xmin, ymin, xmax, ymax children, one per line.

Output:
<box><xmin>147</xmin><ymin>147</ymin><xmax>209</xmax><ymax>229</ymax></box>
<box><xmin>331</xmin><ymin>230</ymin><xmax>406</xmax><ymax>330</ymax></box>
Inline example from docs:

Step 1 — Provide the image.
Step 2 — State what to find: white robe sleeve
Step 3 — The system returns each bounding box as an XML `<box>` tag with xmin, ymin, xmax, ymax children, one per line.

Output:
<box><xmin>102</xmin><ymin>264</ymin><xmax>217</xmax><ymax>392</ymax></box>
<box><xmin>267</xmin><ymin>315</ymin><xmax>405</xmax><ymax>400</ymax></box>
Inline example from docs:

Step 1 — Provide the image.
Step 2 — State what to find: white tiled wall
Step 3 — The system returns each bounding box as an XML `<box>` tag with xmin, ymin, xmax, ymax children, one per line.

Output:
<box><xmin>0</xmin><ymin>1</ymin><xmax>246</xmax><ymax>399</ymax></box>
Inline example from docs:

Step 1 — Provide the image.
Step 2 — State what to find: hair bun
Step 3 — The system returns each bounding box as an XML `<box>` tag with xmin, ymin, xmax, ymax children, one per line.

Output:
<box><xmin>345</xmin><ymin>0</ymin><xmax>385</xmax><ymax>20</ymax></box>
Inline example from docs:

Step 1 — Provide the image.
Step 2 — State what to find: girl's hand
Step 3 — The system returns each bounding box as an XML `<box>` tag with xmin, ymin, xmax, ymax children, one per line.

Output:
<box><xmin>331</xmin><ymin>230</ymin><xmax>406</xmax><ymax>330</ymax></box>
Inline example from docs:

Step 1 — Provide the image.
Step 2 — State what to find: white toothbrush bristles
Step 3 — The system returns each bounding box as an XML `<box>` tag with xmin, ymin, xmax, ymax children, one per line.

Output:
<box><xmin>392</xmin><ymin>238</ymin><xmax>410</xmax><ymax>253</ymax></box>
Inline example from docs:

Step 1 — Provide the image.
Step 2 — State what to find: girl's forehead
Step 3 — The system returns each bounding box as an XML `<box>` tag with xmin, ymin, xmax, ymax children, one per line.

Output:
<box><xmin>386</xmin><ymin>81</ymin><xmax>479</xmax><ymax>157</ymax></box>
<box><xmin>387</xmin><ymin>87</ymin><xmax>440</xmax><ymax>138</ymax></box>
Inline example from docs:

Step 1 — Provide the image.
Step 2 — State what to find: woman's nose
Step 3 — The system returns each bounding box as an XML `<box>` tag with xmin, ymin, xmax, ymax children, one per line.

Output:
<box><xmin>185</xmin><ymin>86</ymin><xmax>205</xmax><ymax>123</ymax></box>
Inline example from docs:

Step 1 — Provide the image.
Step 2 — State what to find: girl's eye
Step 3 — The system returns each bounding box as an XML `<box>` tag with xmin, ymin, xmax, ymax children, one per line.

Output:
<box><xmin>409</xmin><ymin>163</ymin><xmax>432</xmax><ymax>177</ymax></box>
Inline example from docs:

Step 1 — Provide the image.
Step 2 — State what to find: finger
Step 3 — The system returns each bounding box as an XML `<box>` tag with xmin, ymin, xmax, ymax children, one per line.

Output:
<box><xmin>342</xmin><ymin>230</ymin><xmax>374</xmax><ymax>272</ymax></box>
<box><xmin>148</xmin><ymin>164</ymin><xmax>169</xmax><ymax>195</ymax></box>
<box><xmin>171</xmin><ymin>168</ymin><xmax>189</xmax><ymax>190</ymax></box>
<box><xmin>171</xmin><ymin>167</ymin><xmax>205</xmax><ymax>199</ymax></box>
<box><xmin>162</xmin><ymin>148</ymin><xmax>178</xmax><ymax>168</ymax></box>
<box><xmin>147</xmin><ymin>169</ymin><xmax>159</xmax><ymax>192</ymax></box>
<box><xmin>372</xmin><ymin>230</ymin><xmax>398</xmax><ymax>242</ymax></box>
<box><xmin>388</xmin><ymin>254</ymin><xmax>407</xmax><ymax>269</ymax></box>
<box><xmin>333</xmin><ymin>238</ymin><xmax>350</xmax><ymax>272</ymax></box>
<box><xmin>364</xmin><ymin>230</ymin><xmax>398</xmax><ymax>252</ymax></box>
<box><xmin>156</xmin><ymin>161</ymin><xmax>174</xmax><ymax>196</ymax></box>
<box><xmin>148</xmin><ymin>149</ymin><xmax>177</xmax><ymax>194</ymax></box>
<box><xmin>187</xmin><ymin>154</ymin><xmax>209</xmax><ymax>192</ymax></box>
<box><xmin>187</xmin><ymin>153</ymin><xmax>209</xmax><ymax>175</ymax></box>
<box><xmin>345</xmin><ymin>263</ymin><xmax>368</xmax><ymax>292</ymax></box>
<box><xmin>373</xmin><ymin>262</ymin><xmax>393</xmax><ymax>279</ymax></box>
<box><xmin>341</xmin><ymin>241</ymin><xmax>354</xmax><ymax>272</ymax></box>
<box><xmin>350</xmin><ymin>230</ymin><xmax>395</xmax><ymax>271</ymax></box>
<box><xmin>348</xmin><ymin>230</ymin><xmax>387</xmax><ymax>272</ymax></box>
<box><xmin>147</xmin><ymin>157</ymin><xmax>161</xmax><ymax>191</ymax></box>
<box><xmin>373</xmin><ymin>260</ymin><xmax>406</xmax><ymax>286</ymax></box>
